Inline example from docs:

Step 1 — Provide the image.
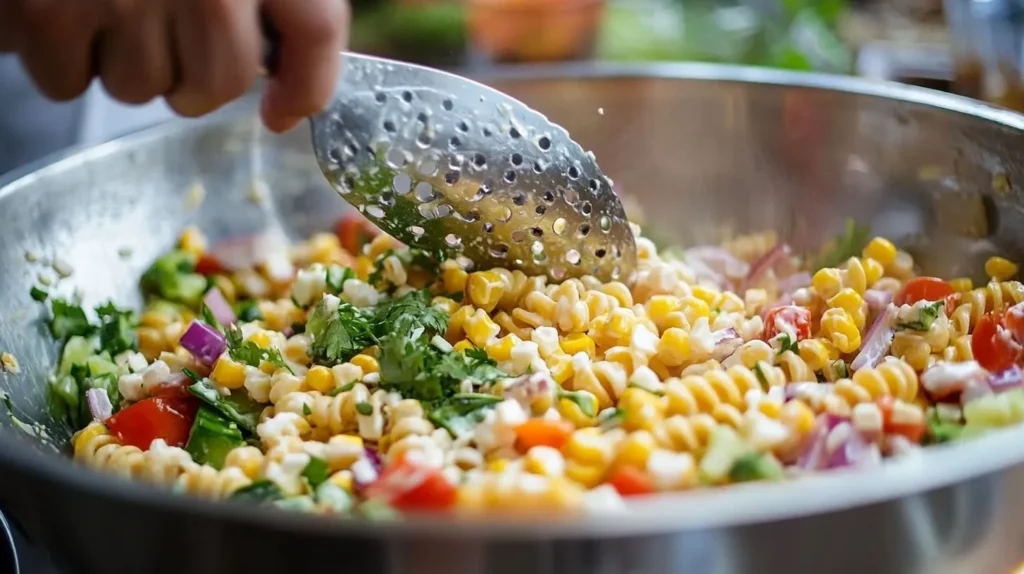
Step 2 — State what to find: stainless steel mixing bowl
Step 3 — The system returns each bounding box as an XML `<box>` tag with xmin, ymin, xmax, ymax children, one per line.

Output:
<box><xmin>2</xmin><ymin>64</ymin><xmax>1024</xmax><ymax>574</ymax></box>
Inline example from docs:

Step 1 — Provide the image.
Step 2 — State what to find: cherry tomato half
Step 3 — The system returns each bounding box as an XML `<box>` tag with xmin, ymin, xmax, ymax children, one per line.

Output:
<box><xmin>608</xmin><ymin>466</ymin><xmax>655</xmax><ymax>497</ymax></box>
<box><xmin>366</xmin><ymin>459</ymin><xmax>456</xmax><ymax>512</ymax></box>
<box><xmin>895</xmin><ymin>277</ymin><xmax>955</xmax><ymax>306</ymax></box>
<box><xmin>762</xmin><ymin>305</ymin><xmax>811</xmax><ymax>342</ymax></box>
<box><xmin>971</xmin><ymin>313</ymin><xmax>1023</xmax><ymax>373</ymax></box>
<box><xmin>334</xmin><ymin>212</ymin><xmax>380</xmax><ymax>255</ymax></box>
<box><xmin>1004</xmin><ymin>302</ymin><xmax>1024</xmax><ymax>343</ymax></box>
<box><xmin>106</xmin><ymin>396</ymin><xmax>198</xmax><ymax>450</ymax></box>
<box><xmin>194</xmin><ymin>253</ymin><xmax>226</xmax><ymax>276</ymax></box>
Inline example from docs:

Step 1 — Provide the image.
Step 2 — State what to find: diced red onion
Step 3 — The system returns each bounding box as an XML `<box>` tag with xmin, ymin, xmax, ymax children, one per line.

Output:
<box><xmin>777</xmin><ymin>272</ymin><xmax>812</xmax><ymax>294</ymax></box>
<box><xmin>987</xmin><ymin>365</ymin><xmax>1024</xmax><ymax>393</ymax></box>
<box><xmin>503</xmin><ymin>373</ymin><xmax>554</xmax><ymax>411</ymax></box>
<box><xmin>850</xmin><ymin>305</ymin><xmax>896</xmax><ymax>372</ymax></box>
<box><xmin>86</xmin><ymin>388</ymin><xmax>113</xmax><ymax>422</ymax></box>
<box><xmin>203</xmin><ymin>287</ymin><xmax>236</xmax><ymax>326</ymax></box>
<box><xmin>178</xmin><ymin>320</ymin><xmax>227</xmax><ymax>366</ymax></box>
<box><xmin>827</xmin><ymin>424</ymin><xmax>880</xmax><ymax>469</ymax></box>
<box><xmin>742</xmin><ymin>244</ymin><xmax>791</xmax><ymax>291</ymax></box>
<box><xmin>353</xmin><ymin>447</ymin><xmax>384</xmax><ymax>492</ymax></box>
<box><xmin>863</xmin><ymin>289</ymin><xmax>893</xmax><ymax>318</ymax></box>
<box><xmin>796</xmin><ymin>416</ymin><xmax>831</xmax><ymax>471</ymax></box>
<box><xmin>685</xmin><ymin>246</ymin><xmax>750</xmax><ymax>284</ymax></box>
<box><xmin>710</xmin><ymin>328</ymin><xmax>743</xmax><ymax>361</ymax></box>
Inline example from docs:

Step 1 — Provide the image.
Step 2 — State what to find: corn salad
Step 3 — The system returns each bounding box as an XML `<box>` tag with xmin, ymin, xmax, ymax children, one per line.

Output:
<box><xmin>36</xmin><ymin>212</ymin><xmax>1024</xmax><ymax>517</ymax></box>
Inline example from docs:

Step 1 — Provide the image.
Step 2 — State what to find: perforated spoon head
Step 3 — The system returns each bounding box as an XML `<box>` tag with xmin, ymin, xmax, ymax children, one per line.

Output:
<box><xmin>309</xmin><ymin>53</ymin><xmax>637</xmax><ymax>285</ymax></box>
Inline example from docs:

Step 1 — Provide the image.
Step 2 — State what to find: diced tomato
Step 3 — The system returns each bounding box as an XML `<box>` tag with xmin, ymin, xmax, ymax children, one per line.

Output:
<box><xmin>334</xmin><ymin>212</ymin><xmax>380</xmax><ymax>255</ymax></box>
<box><xmin>972</xmin><ymin>313</ymin><xmax>1022</xmax><ymax>372</ymax></box>
<box><xmin>943</xmin><ymin>293</ymin><xmax>960</xmax><ymax>317</ymax></box>
<box><xmin>366</xmin><ymin>458</ymin><xmax>456</xmax><ymax>512</ymax></box>
<box><xmin>875</xmin><ymin>397</ymin><xmax>927</xmax><ymax>443</ymax></box>
<box><xmin>895</xmin><ymin>277</ymin><xmax>954</xmax><ymax>306</ymax></box>
<box><xmin>1004</xmin><ymin>302</ymin><xmax>1024</xmax><ymax>343</ymax></box>
<box><xmin>762</xmin><ymin>305</ymin><xmax>811</xmax><ymax>342</ymax></box>
<box><xmin>194</xmin><ymin>253</ymin><xmax>226</xmax><ymax>276</ymax></box>
<box><xmin>105</xmin><ymin>397</ymin><xmax>197</xmax><ymax>449</ymax></box>
<box><xmin>514</xmin><ymin>419</ymin><xmax>575</xmax><ymax>452</ymax></box>
<box><xmin>608</xmin><ymin>466</ymin><xmax>655</xmax><ymax>497</ymax></box>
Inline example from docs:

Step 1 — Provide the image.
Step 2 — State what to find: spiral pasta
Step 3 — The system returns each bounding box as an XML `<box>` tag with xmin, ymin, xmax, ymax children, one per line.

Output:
<box><xmin>652</xmin><ymin>413</ymin><xmax>718</xmax><ymax>454</ymax></box>
<box><xmin>776</xmin><ymin>351</ymin><xmax>816</xmax><ymax>383</ymax></box>
<box><xmin>664</xmin><ymin>364</ymin><xmax>785</xmax><ymax>417</ymax></box>
<box><xmin>812</xmin><ymin>256</ymin><xmax>882</xmax><ymax>299</ymax></box>
<box><xmin>957</xmin><ymin>281</ymin><xmax>1024</xmax><ymax>326</ymax></box>
<box><xmin>176</xmin><ymin>465</ymin><xmax>252</xmax><ymax>499</ymax></box>
<box><xmin>820</xmin><ymin>308</ymin><xmax>861</xmax><ymax>353</ymax></box>
<box><xmin>833</xmin><ymin>359</ymin><xmax>918</xmax><ymax>406</ymax></box>
<box><xmin>73</xmin><ymin>422</ymin><xmax>146</xmax><ymax>479</ymax></box>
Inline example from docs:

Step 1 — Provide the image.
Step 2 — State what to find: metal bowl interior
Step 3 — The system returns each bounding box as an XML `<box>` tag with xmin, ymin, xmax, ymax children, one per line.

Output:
<box><xmin>4</xmin><ymin>63</ymin><xmax>1024</xmax><ymax>563</ymax></box>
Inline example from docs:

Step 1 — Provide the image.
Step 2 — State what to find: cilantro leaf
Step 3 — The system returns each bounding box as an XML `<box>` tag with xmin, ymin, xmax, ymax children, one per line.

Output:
<box><xmin>236</xmin><ymin>300</ymin><xmax>263</xmax><ymax>323</ymax></box>
<box><xmin>774</xmin><ymin>333</ymin><xmax>800</xmax><ymax>355</ymax></box>
<box><xmin>557</xmin><ymin>388</ymin><xmax>598</xmax><ymax>418</ymax></box>
<box><xmin>200</xmin><ymin>304</ymin><xmax>224</xmax><ymax>333</ymax></box>
<box><xmin>50</xmin><ymin>299</ymin><xmax>92</xmax><ymax>340</ymax></box>
<box><xmin>813</xmin><ymin>218</ymin><xmax>870</xmax><ymax>271</ymax></box>
<box><xmin>896</xmin><ymin>301</ymin><xmax>944</xmax><ymax>331</ymax></box>
<box><xmin>326</xmin><ymin>265</ymin><xmax>356</xmax><ymax>294</ymax></box>
<box><xmin>372</xmin><ymin>289</ymin><xmax>448</xmax><ymax>338</ymax></box>
<box><xmin>95</xmin><ymin>302</ymin><xmax>136</xmax><ymax>356</ymax></box>
<box><xmin>753</xmin><ymin>363</ymin><xmax>769</xmax><ymax>390</ymax></box>
<box><xmin>187</xmin><ymin>377</ymin><xmax>265</xmax><ymax>433</ymax></box>
<box><xmin>302</xmin><ymin>457</ymin><xmax>331</xmax><ymax>488</ymax></box>
<box><xmin>30</xmin><ymin>286</ymin><xmax>49</xmax><ymax>302</ymax></box>
<box><xmin>428</xmin><ymin>393</ymin><xmax>503</xmax><ymax>436</ymax></box>
<box><xmin>225</xmin><ymin>326</ymin><xmax>292</xmax><ymax>374</ymax></box>
<box><xmin>431</xmin><ymin>348</ymin><xmax>506</xmax><ymax>388</ymax></box>
<box><xmin>185</xmin><ymin>406</ymin><xmax>246</xmax><ymax>469</ymax></box>
<box><xmin>307</xmin><ymin>299</ymin><xmax>375</xmax><ymax>366</ymax></box>
<box><xmin>832</xmin><ymin>359</ymin><xmax>849</xmax><ymax>379</ymax></box>
<box><xmin>230</xmin><ymin>480</ymin><xmax>284</xmax><ymax>504</ymax></box>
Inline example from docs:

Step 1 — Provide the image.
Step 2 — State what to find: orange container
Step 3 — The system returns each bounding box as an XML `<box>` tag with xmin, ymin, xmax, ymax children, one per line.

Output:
<box><xmin>466</xmin><ymin>0</ymin><xmax>606</xmax><ymax>63</ymax></box>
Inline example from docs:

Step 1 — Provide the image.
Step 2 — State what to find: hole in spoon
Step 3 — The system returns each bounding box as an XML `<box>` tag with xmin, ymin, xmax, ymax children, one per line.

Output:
<box><xmin>566</xmin><ymin>250</ymin><xmax>581</xmax><ymax>265</ymax></box>
<box><xmin>393</xmin><ymin>174</ymin><xmax>412</xmax><ymax>195</ymax></box>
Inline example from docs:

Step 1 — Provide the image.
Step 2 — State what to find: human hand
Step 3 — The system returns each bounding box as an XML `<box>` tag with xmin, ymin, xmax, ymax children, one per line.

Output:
<box><xmin>0</xmin><ymin>0</ymin><xmax>350</xmax><ymax>133</ymax></box>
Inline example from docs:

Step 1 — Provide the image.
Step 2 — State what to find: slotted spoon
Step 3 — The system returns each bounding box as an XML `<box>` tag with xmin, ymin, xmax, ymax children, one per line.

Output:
<box><xmin>264</xmin><ymin>27</ymin><xmax>636</xmax><ymax>283</ymax></box>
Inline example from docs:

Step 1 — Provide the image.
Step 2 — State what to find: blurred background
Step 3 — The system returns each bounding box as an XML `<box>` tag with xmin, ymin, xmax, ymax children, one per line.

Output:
<box><xmin>2</xmin><ymin>0</ymin><xmax>1024</xmax><ymax>175</ymax></box>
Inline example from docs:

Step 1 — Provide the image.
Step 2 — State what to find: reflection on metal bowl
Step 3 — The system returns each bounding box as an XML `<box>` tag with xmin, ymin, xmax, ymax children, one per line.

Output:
<box><xmin>3</xmin><ymin>64</ymin><xmax>1024</xmax><ymax>573</ymax></box>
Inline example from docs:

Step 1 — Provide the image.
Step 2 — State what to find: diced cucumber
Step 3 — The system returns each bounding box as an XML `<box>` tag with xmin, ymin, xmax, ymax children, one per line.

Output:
<box><xmin>185</xmin><ymin>406</ymin><xmax>246</xmax><ymax>469</ymax></box>
<box><xmin>58</xmin><ymin>336</ymin><xmax>97</xmax><ymax>376</ymax></box>
<box><xmin>86</xmin><ymin>354</ymin><xmax>118</xmax><ymax>377</ymax></box>
<box><xmin>729</xmin><ymin>452</ymin><xmax>785</xmax><ymax>483</ymax></box>
<box><xmin>699</xmin><ymin>426</ymin><xmax>748</xmax><ymax>484</ymax></box>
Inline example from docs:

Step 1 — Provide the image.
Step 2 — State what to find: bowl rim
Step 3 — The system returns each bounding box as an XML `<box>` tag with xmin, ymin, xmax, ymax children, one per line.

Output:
<box><xmin>3</xmin><ymin>61</ymin><xmax>1024</xmax><ymax>538</ymax></box>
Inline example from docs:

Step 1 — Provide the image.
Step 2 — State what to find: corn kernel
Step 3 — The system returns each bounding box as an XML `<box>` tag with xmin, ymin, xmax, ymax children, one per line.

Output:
<box><xmin>949</xmin><ymin>277</ymin><xmax>973</xmax><ymax>293</ymax></box>
<box><xmin>524</xmin><ymin>446</ymin><xmax>566</xmax><ymax>477</ymax></box>
<box><xmin>557</xmin><ymin>396</ymin><xmax>596</xmax><ymax>428</ymax></box>
<box><xmin>137</xmin><ymin>327</ymin><xmax>165</xmax><ymax>360</ymax></box>
<box><xmin>780</xmin><ymin>400</ymin><xmax>816</xmax><ymax>435</ymax></box>
<box><xmin>305</xmin><ymin>365</ymin><xmax>334</xmax><ymax>394</ymax></box>
<box><xmin>431</xmin><ymin>296</ymin><xmax>460</xmax><ymax>315</ymax></box>
<box><xmin>547</xmin><ymin>353</ymin><xmax>575</xmax><ymax>384</ymax></box>
<box><xmin>446</xmin><ymin>305</ymin><xmax>476</xmax><ymax>341</ymax></box>
<box><xmin>353</xmin><ymin>256</ymin><xmax>374</xmax><ymax>281</ymax></box>
<box><xmin>613</xmin><ymin>430</ymin><xmax>655</xmax><ymax>470</ymax></box>
<box><xmin>485</xmin><ymin>335</ymin><xmax>518</xmax><ymax>362</ymax></box>
<box><xmin>560</xmin><ymin>333</ymin><xmax>596</xmax><ymax>357</ymax></box>
<box><xmin>452</xmin><ymin>340</ymin><xmax>474</xmax><ymax>353</ymax></box>
<box><xmin>442</xmin><ymin>265</ymin><xmax>469</xmax><ymax>295</ymax></box>
<box><xmin>224</xmin><ymin>446</ymin><xmax>264</xmax><ymax>479</ymax></box>
<box><xmin>656</xmin><ymin>328</ymin><xmax>691</xmax><ymax>367</ymax></box>
<box><xmin>986</xmin><ymin>256</ymin><xmax>1019</xmax><ymax>281</ymax></box>
<box><xmin>178</xmin><ymin>225</ymin><xmax>207</xmax><ymax>256</ymax></box>
<box><xmin>487</xmin><ymin>458</ymin><xmax>510</xmax><ymax>473</ymax></box>
<box><xmin>212</xmin><ymin>357</ymin><xmax>247</xmax><ymax>389</ymax></box>
<box><xmin>140</xmin><ymin>310</ymin><xmax>173</xmax><ymax>330</ymax></box>
<box><xmin>328</xmin><ymin>470</ymin><xmax>354</xmax><ymax>493</ymax></box>
<box><xmin>863</xmin><ymin>258</ymin><xmax>884</xmax><ymax>286</ymax></box>
<box><xmin>464</xmin><ymin>309</ymin><xmax>500</xmax><ymax>347</ymax></box>
<box><xmin>367</xmin><ymin>234</ymin><xmax>400</xmax><ymax>259</ymax></box>
<box><xmin>467</xmin><ymin>271</ymin><xmax>505</xmax><ymax>312</ymax></box>
<box><xmin>863</xmin><ymin>237</ymin><xmax>897</xmax><ymax>267</ymax></box>
<box><xmin>350</xmin><ymin>354</ymin><xmax>379</xmax><ymax>374</ymax></box>
<box><xmin>646</xmin><ymin>295</ymin><xmax>682</xmax><ymax>329</ymax></box>
<box><xmin>757</xmin><ymin>400</ymin><xmax>783</xmax><ymax>419</ymax></box>
<box><xmin>248</xmin><ymin>331</ymin><xmax>272</xmax><ymax>349</ymax></box>
<box><xmin>565</xmin><ymin>460</ymin><xmax>605</xmax><ymax>488</ymax></box>
<box><xmin>690</xmin><ymin>286</ymin><xmax>719</xmax><ymax>306</ymax></box>
<box><xmin>563</xmin><ymin>428</ymin><xmax>611</xmax><ymax>466</ymax></box>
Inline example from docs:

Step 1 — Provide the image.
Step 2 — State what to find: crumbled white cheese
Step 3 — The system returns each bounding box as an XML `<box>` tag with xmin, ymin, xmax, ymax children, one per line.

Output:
<box><xmin>921</xmin><ymin>361</ymin><xmax>987</xmax><ymax>394</ymax></box>
<box><xmin>243</xmin><ymin>366</ymin><xmax>273</xmax><ymax>403</ymax></box>
<box><xmin>292</xmin><ymin>264</ymin><xmax>328</xmax><ymax>307</ymax></box>
<box><xmin>585</xmin><ymin>484</ymin><xmax>628</xmax><ymax>515</ymax></box>
<box><xmin>647</xmin><ymin>450</ymin><xmax>696</xmax><ymax>490</ymax></box>
<box><xmin>1</xmin><ymin>353</ymin><xmax>20</xmax><ymax>375</ymax></box>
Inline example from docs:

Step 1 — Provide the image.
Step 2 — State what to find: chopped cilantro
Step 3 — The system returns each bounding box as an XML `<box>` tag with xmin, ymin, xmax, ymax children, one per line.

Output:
<box><xmin>774</xmin><ymin>333</ymin><xmax>799</xmax><ymax>355</ymax></box>
<box><xmin>558</xmin><ymin>388</ymin><xmax>598</xmax><ymax>418</ymax></box>
<box><xmin>181</xmin><ymin>368</ymin><xmax>201</xmax><ymax>382</ymax></box>
<box><xmin>50</xmin><ymin>299</ymin><xmax>91</xmax><ymax>340</ymax></box>
<box><xmin>225</xmin><ymin>326</ymin><xmax>292</xmax><ymax>374</ymax></box>
<box><xmin>302</xmin><ymin>403</ymin><xmax>312</xmax><ymax>416</ymax></box>
<box><xmin>185</xmin><ymin>406</ymin><xmax>246</xmax><ymax>469</ymax></box>
<box><xmin>230</xmin><ymin>480</ymin><xmax>284</xmax><ymax>504</ymax></box>
<box><xmin>200</xmin><ymin>303</ymin><xmax>224</xmax><ymax>333</ymax></box>
<box><xmin>897</xmin><ymin>301</ymin><xmax>944</xmax><ymax>331</ymax></box>
<box><xmin>832</xmin><ymin>360</ymin><xmax>849</xmax><ymax>379</ymax></box>
<box><xmin>95</xmin><ymin>302</ymin><xmax>136</xmax><ymax>356</ymax></box>
<box><xmin>30</xmin><ymin>286</ymin><xmax>48</xmax><ymax>302</ymax></box>
<box><xmin>290</xmin><ymin>322</ymin><xmax>306</xmax><ymax>335</ymax></box>
<box><xmin>187</xmin><ymin>378</ymin><xmax>264</xmax><ymax>433</ymax></box>
<box><xmin>306</xmin><ymin>298</ymin><xmax>375</xmax><ymax>366</ymax></box>
<box><xmin>326</xmin><ymin>265</ymin><xmax>356</xmax><ymax>294</ymax></box>
<box><xmin>140</xmin><ymin>250</ymin><xmax>207</xmax><ymax>308</ymax></box>
<box><xmin>428</xmin><ymin>393</ymin><xmax>503</xmax><ymax>437</ymax></box>
<box><xmin>372</xmin><ymin>289</ymin><xmax>448</xmax><ymax>337</ymax></box>
<box><xmin>925</xmin><ymin>410</ymin><xmax>964</xmax><ymax>445</ymax></box>
<box><xmin>753</xmin><ymin>363</ymin><xmax>769</xmax><ymax>390</ymax></box>
<box><xmin>813</xmin><ymin>218</ymin><xmax>870</xmax><ymax>271</ymax></box>
<box><xmin>598</xmin><ymin>407</ymin><xmax>625</xmax><ymax>430</ymax></box>
<box><xmin>329</xmin><ymin>382</ymin><xmax>358</xmax><ymax>396</ymax></box>
<box><xmin>302</xmin><ymin>457</ymin><xmax>331</xmax><ymax>489</ymax></box>
<box><xmin>355</xmin><ymin>401</ymin><xmax>373</xmax><ymax>416</ymax></box>
<box><xmin>236</xmin><ymin>300</ymin><xmax>263</xmax><ymax>323</ymax></box>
